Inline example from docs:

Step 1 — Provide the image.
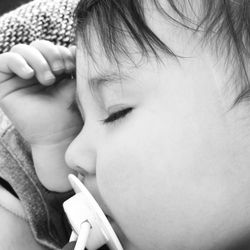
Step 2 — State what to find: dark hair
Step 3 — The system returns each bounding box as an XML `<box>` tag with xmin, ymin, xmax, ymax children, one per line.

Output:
<box><xmin>73</xmin><ymin>0</ymin><xmax>250</xmax><ymax>109</ymax></box>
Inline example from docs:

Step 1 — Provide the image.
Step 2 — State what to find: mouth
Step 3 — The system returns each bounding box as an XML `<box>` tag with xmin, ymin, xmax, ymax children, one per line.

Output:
<box><xmin>105</xmin><ymin>214</ymin><xmax>112</xmax><ymax>221</ymax></box>
<box><xmin>77</xmin><ymin>173</ymin><xmax>85</xmax><ymax>182</ymax></box>
<box><xmin>76</xmin><ymin>173</ymin><xmax>114</xmax><ymax>222</ymax></box>
<box><xmin>105</xmin><ymin>214</ymin><xmax>115</xmax><ymax>225</ymax></box>
<box><xmin>75</xmin><ymin>173</ymin><xmax>125</xmax><ymax>246</ymax></box>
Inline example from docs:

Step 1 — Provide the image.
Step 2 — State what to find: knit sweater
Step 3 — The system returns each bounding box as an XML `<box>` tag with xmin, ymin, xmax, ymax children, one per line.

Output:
<box><xmin>0</xmin><ymin>0</ymin><xmax>79</xmax><ymax>249</ymax></box>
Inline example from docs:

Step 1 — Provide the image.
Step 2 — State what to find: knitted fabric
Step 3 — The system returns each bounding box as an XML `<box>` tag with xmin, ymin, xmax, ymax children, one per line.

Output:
<box><xmin>0</xmin><ymin>0</ymin><xmax>80</xmax><ymax>249</ymax></box>
<box><xmin>0</xmin><ymin>0</ymin><xmax>78</xmax><ymax>54</ymax></box>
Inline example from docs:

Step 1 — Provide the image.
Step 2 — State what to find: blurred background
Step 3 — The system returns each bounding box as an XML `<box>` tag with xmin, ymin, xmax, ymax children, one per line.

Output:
<box><xmin>0</xmin><ymin>0</ymin><xmax>32</xmax><ymax>15</ymax></box>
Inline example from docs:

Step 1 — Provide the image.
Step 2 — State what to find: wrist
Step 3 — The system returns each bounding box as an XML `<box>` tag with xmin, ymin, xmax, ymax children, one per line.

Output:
<box><xmin>31</xmin><ymin>139</ymin><xmax>76</xmax><ymax>192</ymax></box>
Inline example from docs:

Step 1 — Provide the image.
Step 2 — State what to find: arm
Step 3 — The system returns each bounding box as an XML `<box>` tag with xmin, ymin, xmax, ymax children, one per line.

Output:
<box><xmin>0</xmin><ymin>40</ymin><xmax>83</xmax><ymax>192</ymax></box>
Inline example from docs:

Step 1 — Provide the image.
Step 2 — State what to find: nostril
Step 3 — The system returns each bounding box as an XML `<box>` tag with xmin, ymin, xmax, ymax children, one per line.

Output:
<box><xmin>64</xmin><ymin>134</ymin><xmax>97</xmax><ymax>175</ymax></box>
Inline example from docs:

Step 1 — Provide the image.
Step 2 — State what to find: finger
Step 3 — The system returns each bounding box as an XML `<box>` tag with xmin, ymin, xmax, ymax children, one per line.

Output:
<box><xmin>0</xmin><ymin>52</ymin><xmax>35</xmax><ymax>82</ymax></box>
<box><xmin>30</xmin><ymin>40</ymin><xmax>65</xmax><ymax>75</ymax></box>
<box><xmin>57</xmin><ymin>45</ymin><xmax>76</xmax><ymax>73</ymax></box>
<box><xmin>10</xmin><ymin>44</ymin><xmax>56</xmax><ymax>86</ymax></box>
<box><xmin>0</xmin><ymin>77</ymin><xmax>39</xmax><ymax>106</ymax></box>
<box><xmin>69</xmin><ymin>45</ymin><xmax>76</xmax><ymax>61</ymax></box>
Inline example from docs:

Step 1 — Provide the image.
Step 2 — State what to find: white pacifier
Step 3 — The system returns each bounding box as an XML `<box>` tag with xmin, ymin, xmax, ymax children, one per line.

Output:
<box><xmin>63</xmin><ymin>174</ymin><xmax>124</xmax><ymax>250</ymax></box>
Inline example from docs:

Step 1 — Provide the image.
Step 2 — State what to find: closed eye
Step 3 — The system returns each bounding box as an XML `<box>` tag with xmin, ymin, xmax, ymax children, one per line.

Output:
<box><xmin>101</xmin><ymin>107</ymin><xmax>133</xmax><ymax>124</ymax></box>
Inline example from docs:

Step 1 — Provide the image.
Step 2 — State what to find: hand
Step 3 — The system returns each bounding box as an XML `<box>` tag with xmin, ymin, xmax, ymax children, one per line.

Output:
<box><xmin>0</xmin><ymin>40</ymin><xmax>83</xmax><ymax>191</ymax></box>
<box><xmin>0</xmin><ymin>40</ymin><xmax>82</xmax><ymax>144</ymax></box>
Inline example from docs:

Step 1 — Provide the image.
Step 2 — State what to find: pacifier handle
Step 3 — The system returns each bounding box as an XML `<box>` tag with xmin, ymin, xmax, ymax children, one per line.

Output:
<box><xmin>63</xmin><ymin>174</ymin><xmax>123</xmax><ymax>250</ymax></box>
<box><xmin>74</xmin><ymin>221</ymin><xmax>91</xmax><ymax>250</ymax></box>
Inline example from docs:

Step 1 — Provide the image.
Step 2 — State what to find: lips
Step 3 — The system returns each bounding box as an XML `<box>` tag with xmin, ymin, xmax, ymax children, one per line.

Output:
<box><xmin>76</xmin><ymin>174</ymin><xmax>114</xmax><ymax>221</ymax></box>
<box><xmin>77</xmin><ymin>173</ymin><xmax>85</xmax><ymax>182</ymax></box>
<box><xmin>105</xmin><ymin>214</ymin><xmax>114</xmax><ymax>223</ymax></box>
<box><xmin>75</xmin><ymin>173</ymin><xmax>126</xmax><ymax>247</ymax></box>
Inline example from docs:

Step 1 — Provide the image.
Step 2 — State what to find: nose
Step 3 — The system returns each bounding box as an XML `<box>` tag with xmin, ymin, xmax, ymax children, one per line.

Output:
<box><xmin>65</xmin><ymin>126</ymin><xmax>97</xmax><ymax>176</ymax></box>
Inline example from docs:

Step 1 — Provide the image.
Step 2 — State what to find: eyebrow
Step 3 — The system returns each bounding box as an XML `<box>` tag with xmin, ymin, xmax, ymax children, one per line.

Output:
<box><xmin>88</xmin><ymin>71</ymin><xmax>129</xmax><ymax>90</ymax></box>
<box><xmin>73</xmin><ymin>71</ymin><xmax>130</xmax><ymax>113</ymax></box>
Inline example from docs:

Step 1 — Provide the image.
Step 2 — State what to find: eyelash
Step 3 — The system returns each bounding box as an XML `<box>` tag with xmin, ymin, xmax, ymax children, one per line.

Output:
<box><xmin>101</xmin><ymin>107</ymin><xmax>133</xmax><ymax>124</ymax></box>
<box><xmin>68</xmin><ymin>100</ymin><xmax>133</xmax><ymax>125</ymax></box>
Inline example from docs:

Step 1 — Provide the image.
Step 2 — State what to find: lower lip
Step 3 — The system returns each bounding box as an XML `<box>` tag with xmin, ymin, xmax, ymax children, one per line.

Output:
<box><xmin>106</xmin><ymin>215</ymin><xmax>118</xmax><ymax>231</ymax></box>
<box><xmin>106</xmin><ymin>215</ymin><xmax>113</xmax><ymax>222</ymax></box>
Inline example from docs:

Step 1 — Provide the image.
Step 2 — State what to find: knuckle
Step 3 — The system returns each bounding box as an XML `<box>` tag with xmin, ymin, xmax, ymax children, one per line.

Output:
<box><xmin>36</xmin><ymin>59</ymin><xmax>50</xmax><ymax>71</ymax></box>
<box><xmin>59</xmin><ymin>48</ymin><xmax>74</xmax><ymax>62</ymax></box>
<box><xmin>30</xmin><ymin>40</ymin><xmax>42</xmax><ymax>47</ymax></box>
<box><xmin>31</xmin><ymin>40</ymin><xmax>61</xmax><ymax>59</ymax></box>
<box><xmin>10</xmin><ymin>43</ymin><xmax>28</xmax><ymax>52</ymax></box>
<box><xmin>58</xmin><ymin>45</ymin><xmax>71</xmax><ymax>54</ymax></box>
<box><xmin>30</xmin><ymin>39</ymin><xmax>52</xmax><ymax>47</ymax></box>
<box><xmin>3</xmin><ymin>51</ymin><xmax>15</xmax><ymax>59</ymax></box>
<box><xmin>5</xmin><ymin>52</ymin><xmax>22</xmax><ymax>63</ymax></box>
<box><xmin>69</xmin><ymin>45</ymin><xmax>76</xmax><ymax>55</ymax></box>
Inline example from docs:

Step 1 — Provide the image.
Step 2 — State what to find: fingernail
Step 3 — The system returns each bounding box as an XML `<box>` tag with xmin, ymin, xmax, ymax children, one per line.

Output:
<box><xmin>52</xmin><ymin>61</ymin><xmax>64</xmax><ymax>72</ymax></box>
<box><xmin>66</xmin><ymin>61</ymin><xmax>75</xmax><ymax>72</ymax></box>
<box><xmin>22</xmin><ymin>66</ymin><xmax>34</xmax><ymax>75</ymax></box>
<box><xmin>43</xmin><ymin>71</ymin><xmax>55</xmax><ymax>85</ymax></box>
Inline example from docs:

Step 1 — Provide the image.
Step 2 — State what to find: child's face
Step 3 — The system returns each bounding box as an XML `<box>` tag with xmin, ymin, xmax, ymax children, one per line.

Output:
<box><xmin>65</xmin><ymin>9</ymin><xmax>250</xmax><ymax>250</ymax></box>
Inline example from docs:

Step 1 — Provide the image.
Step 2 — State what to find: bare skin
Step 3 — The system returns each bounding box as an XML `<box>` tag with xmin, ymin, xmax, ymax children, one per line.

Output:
<box><xmin>0</xmin><ymin>40</ymin><xmax>83</xmax><ymax>191</ymax></box>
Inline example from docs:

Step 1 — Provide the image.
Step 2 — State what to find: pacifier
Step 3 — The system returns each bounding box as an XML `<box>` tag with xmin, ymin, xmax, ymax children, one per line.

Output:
<box><xmin>63</xmin><ymin>174</ymin><xmax>124</xmax><ymax>250</ymax></box>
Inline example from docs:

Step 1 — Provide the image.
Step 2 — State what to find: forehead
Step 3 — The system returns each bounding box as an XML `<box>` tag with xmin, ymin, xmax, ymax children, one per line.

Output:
<box><xmin>74</xmin><ymin>0</ymin><xmax>203</xmax><ymax>92</ymax></box>
<box><xmin>74</xmin><ymin>0</ymin><xmax>206</xmax><ymax>78</ymax></box>
<box><xmin>75</xmin><ymin>40</ymin><xmax>139</xmax><ymax>102</ymax></box>
<box><xmin>76</xmin><ymin>40</ymin><xmax>116</xmax><ymax>78</ymax></box>
<box><xmin>76</xmin><ymin>34</ymin><xmax>146</xmax><ymax>88</ymax></box>
<box><xmin>77</xmin><ymin>32</ymin><xmax>196</xmax><ymax>74</ymax></box>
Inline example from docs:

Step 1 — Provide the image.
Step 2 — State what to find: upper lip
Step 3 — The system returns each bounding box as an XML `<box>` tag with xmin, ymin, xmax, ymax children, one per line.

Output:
<box><xmin>77</xmin><ymin>172</ymin><xmax>85</xmax><ymax>182</ymax></box>
<box><xmin>74</xmin><ymin>166</ymin><xmax>88</xmax><ymax>178</ymax></box>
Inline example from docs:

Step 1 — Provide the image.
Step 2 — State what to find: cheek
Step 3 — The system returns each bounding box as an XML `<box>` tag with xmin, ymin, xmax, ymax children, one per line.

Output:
<box><xmin>96</xmin><ymin>118</ymin><xmax>193</xmax><ymax>249</ymax></box>
<box><xmin>97</xmin><ymin>126</ymin><xmax>167</xmax><ymax>249</ymax></box>
<box><xmin>96</xmin><ymin>113</ymin><xmax>250</xmax><ymax>250</ymax></box>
